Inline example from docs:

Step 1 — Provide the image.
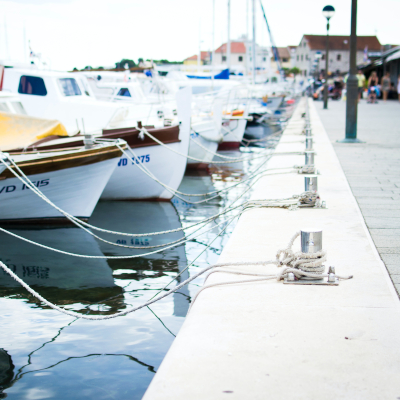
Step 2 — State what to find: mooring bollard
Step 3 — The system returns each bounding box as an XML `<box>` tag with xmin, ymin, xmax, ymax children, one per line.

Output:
<box><xmin>301</xmin><ymin>229</ymin><xmax>322</xmax><ymax>253</ymax></box>
<box><xmin>305</xmin><ymin>175</ymin><xmax>318</xmax><ymax>192</ymax></box>
<box><xmin>305</xmin><ymin>137</ymin><xmax>313</xmax><ymax>150</ymax></box>
<box><xmin>305</xmin><ymin>151</ymin><xmax>315</xmax><ymax>166</ymax></box>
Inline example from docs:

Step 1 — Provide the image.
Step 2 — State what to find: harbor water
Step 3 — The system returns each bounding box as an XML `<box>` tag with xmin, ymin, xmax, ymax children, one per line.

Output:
<box><xmin>0</xmin><ymin>123</ymin><xmax>285</xmax><ymax>399</ymax></box>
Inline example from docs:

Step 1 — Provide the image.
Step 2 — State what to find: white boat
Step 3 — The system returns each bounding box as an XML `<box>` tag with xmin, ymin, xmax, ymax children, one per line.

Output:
<box><xmin>81</xmin><ymin>72</ymin><xmax>224</xmax><ymax>168</ymax></box>
<box><xmin>0</xmin><ymin>143</ymin><xmax>124</xmax><ymax>222</ymax></box>
<box><xmin>2</xmin><ymin>67</ymin><xmax>174</xmax><ymax>133</ymax></box>
<box><xmin>101</xmin><ymin>88</ymin><xmax>191</xmax><ymax>200</ymax></box>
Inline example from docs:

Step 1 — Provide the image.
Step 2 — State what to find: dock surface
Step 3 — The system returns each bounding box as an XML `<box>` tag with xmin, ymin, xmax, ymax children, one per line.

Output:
<box><xmin>316</xmin><ymin>100</ymin><xmax>400</xmax><ymax>296</ymax></box>
<box><xmin>143</xmin><ymin>98</ymin><xmax>400</xmax><ymax>399</ymax></box>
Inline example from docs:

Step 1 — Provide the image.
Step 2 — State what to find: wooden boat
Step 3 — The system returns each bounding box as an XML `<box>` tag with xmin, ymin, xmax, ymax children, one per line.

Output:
<box><xmin>0</xmin><ymin>143</ymin><xmax>124</xmax><ymax>222</ymax></box>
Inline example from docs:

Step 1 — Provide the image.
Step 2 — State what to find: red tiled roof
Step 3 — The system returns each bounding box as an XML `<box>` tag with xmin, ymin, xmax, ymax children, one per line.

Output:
<box><xmin>215</xmin><ymin>42</ymin><xmax>246</xmax><ymax>54</ymax></box>
<box><xmin>185</xmin><ymin>51</ymin><xmax>210</xmax><ymax>61</ymax></box>
<box><xmin>302</xmin><ymin>35</ymin><xmax>381</xmax><ymax>51</ymax></box>
<box><xmin>276</xmin><ymin>47</ymin><xmax>290</xmax><ymax>59</ymax></box>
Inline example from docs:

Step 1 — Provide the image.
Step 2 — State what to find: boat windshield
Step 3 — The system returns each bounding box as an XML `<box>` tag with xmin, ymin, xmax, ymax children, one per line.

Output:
<box><xmin>58</xmin><ymin>78</ymin><xmax>82</xmax><ymax>96</ymax></box>
<box><xmin>117</xmin><ymin>88</ymin><xmax>131</xmax><ymax>97</ymax></box>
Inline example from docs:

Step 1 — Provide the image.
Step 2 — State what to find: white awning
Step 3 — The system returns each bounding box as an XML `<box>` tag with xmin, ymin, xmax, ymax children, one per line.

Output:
<box><xmin>386</xmin><ymin>50</ymin><xmax>400</xmax><ymax>62</ymax></box>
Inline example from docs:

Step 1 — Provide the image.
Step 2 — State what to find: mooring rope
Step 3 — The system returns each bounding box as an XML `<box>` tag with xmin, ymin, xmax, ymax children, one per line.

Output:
<box><xmin>188</xmin><ymin>231</ymin><xmax>353</xmax><ymax>312</ymax></box>
<box><xmin>140</xmin><ymin>127</ymin><xmax>304</xmax><ymax>164</ymax></box>
<box><xmin>0</xmin><ymin>231</ymin><xmax>352</xmax><ymax>320</ymax></box>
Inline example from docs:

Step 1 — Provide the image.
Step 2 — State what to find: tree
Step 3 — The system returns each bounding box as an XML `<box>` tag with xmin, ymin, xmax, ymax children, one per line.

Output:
<box><xmin>115</xmin><ymin>59</ymin><xmax>136</xmax><ymax>69</ymax></box>
<box><xmin>290</xmin><ymin>67</ymin><xmax>300</xmax><ymax>76</ymax></box>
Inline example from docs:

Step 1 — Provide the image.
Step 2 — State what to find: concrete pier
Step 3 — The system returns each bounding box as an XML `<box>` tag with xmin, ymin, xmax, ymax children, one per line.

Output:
<box><xmin>143</xmin><ymin>98</ymin><xmax>400</xmax><ymax>399</ymax></box>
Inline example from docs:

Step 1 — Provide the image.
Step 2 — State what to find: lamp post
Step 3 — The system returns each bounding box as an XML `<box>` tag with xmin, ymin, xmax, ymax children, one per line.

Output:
<box><xmin>339</xmin><ymin>0</ymin><xmax>363</xmax><ymax>142</ymax></box>
<box><xmin>322</xmin><ymin>5</ymin><xmax>335</xmax><ymax>109</ymax></box>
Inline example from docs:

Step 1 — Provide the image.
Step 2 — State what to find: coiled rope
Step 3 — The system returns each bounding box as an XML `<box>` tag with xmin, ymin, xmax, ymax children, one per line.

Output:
<box><xmin>188</xmin><ymin>231</ymin><xmax>352</xmax><ymax>312</ymax></box>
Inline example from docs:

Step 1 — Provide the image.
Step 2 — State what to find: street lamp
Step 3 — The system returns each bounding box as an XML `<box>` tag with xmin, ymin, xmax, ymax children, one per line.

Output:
<box><xmin>322</xmin><ymin>5</ymin><xmax>335</xmax><ymax>109</ymax></box>
<box><xmin>339</xmin><ymin>0</ymin><xmax>363</xmax><ymax>142</ymax></box>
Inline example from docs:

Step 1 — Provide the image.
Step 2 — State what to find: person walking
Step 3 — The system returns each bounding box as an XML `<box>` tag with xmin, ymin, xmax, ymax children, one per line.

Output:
<box><xmin>356</xmin><ymin>70</ymin><xmax>366</xmax><ymax>101</ymax></box>
<box><xmin>368</xmin><ymin>71</ymin><xmax>379</xmax><ymax>104</ymax></box>
<box><xmin>398</xmin><ymin>75</ymin><xmax>400</xmax><ymax>103</ymax></box>
<box><xmin>382</xmin><ymin>72</ymin><xmax>390</xmax><ymax>102</ymax></box>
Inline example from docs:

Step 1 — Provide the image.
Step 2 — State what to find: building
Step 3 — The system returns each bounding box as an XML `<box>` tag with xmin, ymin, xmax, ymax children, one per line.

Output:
<box><xmin>183</xmin><ymin>51</ymin><xmax>211</xmax><ymax>66</ymax></box>
<box><xmin>270</xmin><ymin>47</ymin><xmax>294</xmax><ymax>73</ymax></box>
<box><xmin>293</xmin><ymin>35</ymin><xmax>381</xmax><ymax>76</ymax></box>
<box><xmin>214</xmin><ymin>41</ymin><xmax>270</xmax><ymax>72</ymax></box>
<box><xmin>183</xmin><ymin>40</ymin><xmax>270</xmax><ymax>73</ymax></box>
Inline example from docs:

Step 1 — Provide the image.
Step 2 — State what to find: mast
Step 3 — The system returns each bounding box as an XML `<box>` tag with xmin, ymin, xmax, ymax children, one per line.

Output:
<box><xmin>252</xmin><ymin>0</ymin><xmax>256</xmax><ymax>85</ymax></box>
<box><xmin>259</xmin><ymin>0</ymin><xmax>284</xmax><ymax>79</ymax></box>
<box><xmin>246</xmin><ymin>0</ymin><xmax>249</xmax><ymax>77</ymax></box>
<box><xmin>212</xmin><ymin>0</ymin><xmax>215</xmax><ymax>89</ymax></box>
<box><xmin>227</xmin><ymin>0</ymin><xmax>231</xmax><ymax>71</ymax></box>
<box><xmin>198</xmin><ymin>20</ymin><xmax>201</xmax><ymax>70</ymax></box>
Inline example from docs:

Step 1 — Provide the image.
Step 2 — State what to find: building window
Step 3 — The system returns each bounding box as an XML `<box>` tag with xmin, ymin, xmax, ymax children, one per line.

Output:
<box><xmin>263</xmin><ymin>57</ymin><xmax>266</xmax><ymax>61</ymax></box>
<box><xmin>222</xmin><ymin>56</ymin><xmax>227</xmax><ymax>62</ymax></box>
<box><xmin>304</xmin><ymin>42</ymin><xmax>306</xmax><ymax>47</ymax></box>
<box><xmin>239</xmin><ymin>56</ymin><xmax>243</xmax><ymax>62</ymax></box>
<box><xmin>301</xmin><ymin>55</ymin><xmax>303</xmax><ymax>61</ymax></box>
<box><xmin>297</xmin><ymin>55</ymin><xmax>299</xmax><ymax>61</ymax></box>
<box><xmin>321</xmin><ymin>54</ymin><xmax>325</xmax><ymax>60</ymax></box>
<box><xmin>18</xmin><ymin>76</ymin><xmax>47</xmax><ymax>96</ymax></box>
<box><xmin>306</xmin><ymin>55</ymin><xmax>309</xmax><ymax>60</ymax></box>
<box><xmin>337</xmin><ymin>54</ymin><xmax>341</xmax><ymax>61</ymax></box>
<box><xmin>58</xmin><ymin>78</ymin><xmax>82</xmax><ymax>96</ymax></box>
<box><xmin>282</xmin><ymin>58</ymin><xmax>288</xmax><ymax>62</ymax></box>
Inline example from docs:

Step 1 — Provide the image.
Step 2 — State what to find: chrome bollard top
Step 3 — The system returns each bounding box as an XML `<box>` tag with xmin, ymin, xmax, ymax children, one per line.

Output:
<box><xmin>305</xmin><ymin>137</ymin><xmax>313</xmax><ymax>150</ymax></box>
<box><xmin>305</xmin><ymin>151</ymin><xmax>315</xmax><ymax>166</ymax></box>
<box><xmin>301</xmin><ymin>229</ymin><xmax>322</xmax><ymax>253</ymax></box>
<box><xmin>305</xmin><ymin>175</ymin><xmax>318</xmax><ymax>192</ymax></box>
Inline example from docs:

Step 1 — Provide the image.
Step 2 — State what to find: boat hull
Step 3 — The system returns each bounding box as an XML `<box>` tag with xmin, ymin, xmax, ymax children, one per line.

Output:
<box><xmin>101</xmin><ymin>141</ymin><xmax>187</xmax><ymax>200</ymax></box>
<box><xmin>0</xmin><ymin>157</ymin><xmax>118</xmax><ymax>222</ymax></box>
<box><xmin>218</xmin><ymin>119</ymin><xmax>247</xmax><ymax>150</ymax></box>
<box><xmin>188</xmin><ymin>133</ymin><xmax>219</xmax><ymax>169</ymax></box>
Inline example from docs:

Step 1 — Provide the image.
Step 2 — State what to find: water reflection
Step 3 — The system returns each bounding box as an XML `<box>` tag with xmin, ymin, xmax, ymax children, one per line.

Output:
<box><xmin>90</xmin><ymin>201</ymin><xmax>190</xmax><ymax>317</ymax></box>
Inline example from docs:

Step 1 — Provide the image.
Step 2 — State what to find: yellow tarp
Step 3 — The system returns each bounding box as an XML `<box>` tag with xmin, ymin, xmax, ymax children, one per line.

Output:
<box><xmin>0</xmin><ymin>112</ymin><xmax>68</xmax><ymax>151</ymax></box>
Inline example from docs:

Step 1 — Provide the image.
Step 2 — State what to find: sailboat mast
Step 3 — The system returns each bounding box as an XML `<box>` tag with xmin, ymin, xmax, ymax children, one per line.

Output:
<box><xmin>227</xmin><ymin>0</ymin><xmax>231</xmax><ymax>71</ymax></box>
<box><xmin>198</xmin><ymin>20</ymin><xmax>201</xmax><ymax>69</ymax></box>
<box><xmin>212</xmin><ymin>0</ymin><xmax>215</xmax><ymax>89</ymax></box>
<box><xmin>246</xmin><ymin>0</ymin><xmax>249</xmax><ymax>77</ymax></box>
<box><xmin>252</xmin><ymin>0</ymin><xmax>256</xmax><ymax>85</ymax></box>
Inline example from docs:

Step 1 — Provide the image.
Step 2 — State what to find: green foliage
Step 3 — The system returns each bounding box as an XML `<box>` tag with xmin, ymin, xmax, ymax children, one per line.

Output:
<box><xmin>290</xmin><ymin>67</ymin><xmax>301</xmax><ymax>76</ymax></box>
<box><xmin>148</xmin><ymin>59</ymin><xmax>183</xmax><ymax>65</ymax></box>
<box><xmin>115</xmin><ymin>59</ymin><xmax>137</xmax><ymax>69</ymax></box>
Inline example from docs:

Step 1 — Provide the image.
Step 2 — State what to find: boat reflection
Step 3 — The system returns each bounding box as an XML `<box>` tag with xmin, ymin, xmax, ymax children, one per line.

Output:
<box><xmin>89</xmin><ymin>201</ymin><xmax>190</xmax><ymax>317</ymax></box>
<box><xmin>0</xmin><ymin>226</ymin><xmax>123</xmax><ymax>313</ymax></box>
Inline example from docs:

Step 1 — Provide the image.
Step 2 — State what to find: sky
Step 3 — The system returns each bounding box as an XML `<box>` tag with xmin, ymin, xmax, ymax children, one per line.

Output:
<box><xmin>0</xmin><ymin>0</ymin><xmax>399</xmax><ymax>71</ymax></box>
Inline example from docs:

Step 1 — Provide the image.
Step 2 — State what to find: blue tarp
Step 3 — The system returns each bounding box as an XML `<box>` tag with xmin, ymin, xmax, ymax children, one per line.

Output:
<box><xmin>187</xmin><ymin>69</ymin><xmax>230</xmax><ymax>80</ymax></box>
